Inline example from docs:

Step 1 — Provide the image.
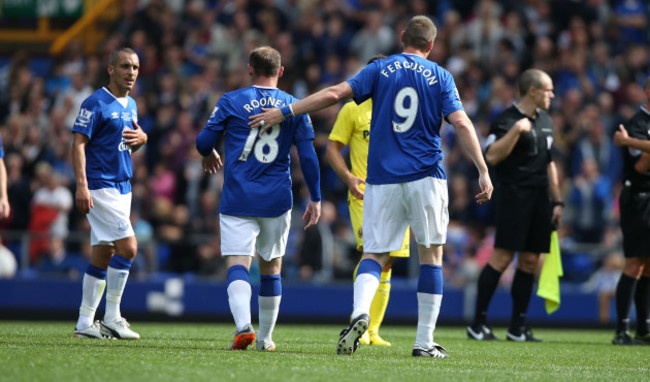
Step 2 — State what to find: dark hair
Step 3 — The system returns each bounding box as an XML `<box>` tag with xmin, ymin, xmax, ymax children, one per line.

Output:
<box><xmin>108</xmin><ymin>47</ymin><xmax>137</xmax><ymax>67</ymax></box>
<box><xmin>367</xmin><ymin>55</ymin><xmax>387</xmax><ymax>65</ymax></box>
<box><xmin>249</xmin><ymin>46</ymin><xmax>281</xmax><ymax>77</ymax></box>
<box><xmin>403</xmin><ymin>16</ymin><xmax>437</xmax><ymax>51</ymax></box>
<box><xmin>518</xmin><ymin>69</ymin><xmax>549</xmax><ymax>97</ymax></box>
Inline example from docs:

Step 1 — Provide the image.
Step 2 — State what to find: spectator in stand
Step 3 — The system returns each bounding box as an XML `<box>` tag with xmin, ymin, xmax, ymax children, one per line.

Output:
<box><xmin>29</xmin><ymin>163</ymin><xmax>73</xmax><ymax>264</ymax></box>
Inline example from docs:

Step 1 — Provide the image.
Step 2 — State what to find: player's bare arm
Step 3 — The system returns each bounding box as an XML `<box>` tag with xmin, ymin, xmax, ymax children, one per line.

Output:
<box><xmin>124</xmin><ymin>120</ymin><xmax>148</xmax><ymax>152</ymax></box>
<box><xmin>0</xmin><ymin>158</ymin><xmax>9</xmax><ymax>219</ymax></box>
<box><xmin>303</xmin><ymin>201</ymin><xmax>321</xmax><ymax>230</ymax></box>
<box><xmin>634</xmin><ymin>152</ymin><xmax>650</xmax><ymax>173</ymax></box>
<box><xmin>326</xmin><ymin>139</ymin><xmax>365</xmax><ymax>200</ymax></box>
<box><xmin>485</xmin><ymin>118</ymin><xmax>531</xmax><ymax>166</ymax></box>
<box><xmin>71</xmin><ymin>132</ymin><xmax>93</xmax><ymax>214</ymax></box>
<box><xmin>447</xmin><ymin>110</ymin><xmax>493</xmax><ymax>204</ymax></box>
<box><xmin>547</xmin><ymin>161</ymin><xmax>563</xmax><ymax>227</ymax></box>
<box><xmin>249</xmin><ymin>81</ymin><xmax>354</xmax><ymax>134</ymax></box>
<box><xmin>201</xmin><ymin>149</ymin><xmax>223</xmax><ymax>174</ymax></box>
<box><xmin>614</xmin><ymin>124</ymin><xmax>650</xmax><ymax>152</ymax></box>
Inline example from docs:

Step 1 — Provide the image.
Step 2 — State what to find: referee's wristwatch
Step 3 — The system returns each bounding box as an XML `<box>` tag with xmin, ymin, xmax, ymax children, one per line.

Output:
<box><xmin>552</xmin><ymin>201</ymin><xmax>565</xmax><ymax>208</ymax></box>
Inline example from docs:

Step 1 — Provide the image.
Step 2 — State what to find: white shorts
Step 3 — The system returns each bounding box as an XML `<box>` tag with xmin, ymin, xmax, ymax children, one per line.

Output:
<box><xmin>362</xmin><ymin>177</ymin><xmax>448</xmax><ymax>252</ymax></box>
<box><xmin>86</xmin><ymin>188</ymin><xmax>134</xmax><ymax>246</ymax></box>
<box><xmin>220</xmin><ymin>211</ymin><xmax>291</xmax><ymax>261</ymax></box>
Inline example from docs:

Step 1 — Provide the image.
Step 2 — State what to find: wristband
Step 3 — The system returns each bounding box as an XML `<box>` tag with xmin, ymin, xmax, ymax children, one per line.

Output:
<box><xmin>280</xmin><ymin>104</ymin><xmax>295</xmax><ymax>120</ymax></box>
<box><xmin>552</xmin><ymin>201</ymin><xmax>564</xmax><ymax>207</ymax></box>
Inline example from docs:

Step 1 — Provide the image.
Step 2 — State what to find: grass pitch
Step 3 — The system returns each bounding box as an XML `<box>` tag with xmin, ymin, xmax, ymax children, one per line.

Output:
<box><xmin>0</xmin><ymin>321</ymin><xmax>647</xmax><ymax>382</ymax></box>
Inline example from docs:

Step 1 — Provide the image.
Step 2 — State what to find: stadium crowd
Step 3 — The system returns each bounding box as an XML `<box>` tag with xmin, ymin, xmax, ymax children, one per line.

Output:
<box><xmin>0</xmin><ymin>0</ymin><xmax>648</xmax><ymax>291</ymax></box>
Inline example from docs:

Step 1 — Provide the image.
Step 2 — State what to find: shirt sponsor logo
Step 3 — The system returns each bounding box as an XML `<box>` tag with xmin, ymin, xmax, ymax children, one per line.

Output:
<box><xmin>118</xmin><ymin>128</ymin><xmax>132</xmax><ymax>153</ymax></box>
<box><xmin>121</xmin><ymin>112</ymin><xmax>132</xmax><ymax>122</ymax></box>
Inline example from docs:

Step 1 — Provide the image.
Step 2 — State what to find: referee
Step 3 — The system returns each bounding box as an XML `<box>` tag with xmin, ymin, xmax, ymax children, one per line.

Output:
<box><xmin>611</xmin><ymin>76</ymin><xmax>650</xmax><ymax>345</ymax></box>
<box><xmin>467</xmin><ymin>69</ymin><xmax>563</xmax><ymax>342</ymax></box>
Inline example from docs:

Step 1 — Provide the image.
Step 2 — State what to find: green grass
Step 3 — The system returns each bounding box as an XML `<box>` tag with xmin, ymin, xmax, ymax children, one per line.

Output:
<box><xmin>0</xmin><ymin>322</ymin><xmax>647</xmax><ymax>382</ymax></box>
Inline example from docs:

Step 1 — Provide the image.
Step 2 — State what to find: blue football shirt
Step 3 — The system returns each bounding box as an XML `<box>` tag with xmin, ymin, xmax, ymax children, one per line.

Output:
<box><xmin>203</xmin><ymin>85</ymin><xmax>315</xmax><ymax>217</ymax></box>
<box><xmin>72</xmin><ymin>87</ymin><xmax>137</xmax><ymax>193</ymax></box>
<box><xmin>347</xmin><ymin>53</ymin><xmax>463</xmax><ymax>184</ymax></box>
<box><xmin>0</xmin><ymin>133</ymin><xmax>4</xmax><ymax>158</ymax></box>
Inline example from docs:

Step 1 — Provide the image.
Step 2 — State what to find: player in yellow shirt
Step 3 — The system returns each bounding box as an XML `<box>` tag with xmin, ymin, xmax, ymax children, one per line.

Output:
<box><xmin>325</xmin><ymin>56</ymin><xmax>410</xmax><ymax>347</ymax></box>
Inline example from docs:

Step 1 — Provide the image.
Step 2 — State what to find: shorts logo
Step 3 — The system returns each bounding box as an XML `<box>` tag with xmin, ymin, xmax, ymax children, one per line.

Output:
<box><xmin>76</xmin><ymin>108</ymin><xmax>93</xmax><ymax>124</ymax></box>
<box><xmin>118</xmin><ymin>220</ymin><xmax>129</xmax><ymax>232</ymax></box>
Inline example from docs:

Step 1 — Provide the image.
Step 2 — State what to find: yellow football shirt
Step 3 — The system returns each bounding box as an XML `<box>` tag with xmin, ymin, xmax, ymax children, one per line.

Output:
<box><xmin>328</xmin><ymin>99</ymin><xmax>371</xmax><ymax>191</ymax></box>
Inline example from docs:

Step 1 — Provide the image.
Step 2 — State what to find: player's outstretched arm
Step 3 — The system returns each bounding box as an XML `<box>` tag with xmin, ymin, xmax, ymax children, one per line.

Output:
<box><xmin>447</xmin><ymin>110</ymin><xmax>493</xmax><ymax>204</ymax></box>
<box><xmin>326</xmin><ymin>139</ymin><xmax>365</xmax><ymax>200</ymax></box>
<box><xmin>124</xmin><ymin>120</ymin><xmax>148</xmax><ymax>152</ymax></box>
<box><xmin>71</xmin><ymin>132</ymin><xmax>93</xmax><ymax>214</ymax></box>
<box><xmin>614</xmin><ymin>124</ymin><xmax>650</xmax><ymax>152</ymax></box>
<box><xmin>249</xmin><ymin>81</ymin><xmax>354</xmax><ymax>134</ymax></box>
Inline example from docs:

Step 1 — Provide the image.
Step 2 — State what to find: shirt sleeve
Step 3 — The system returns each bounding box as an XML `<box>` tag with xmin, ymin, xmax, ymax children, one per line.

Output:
<box><xmin>440</xmin><ymin>69</ymin><xmax>464</xmax><ymax>117</ymax></box>
<box><xmin>347</xmin><ymin>62</ymin><xmax>379</xmax><ymax>105</ymax></box>
<box><xmin>627</xmin><ymin>117</ymin><xmax>649</xmax><ymax>158</ymax></box>
<box><xmin>328</xmin><ymin>102</ymin><xmax>354</xmax><ymax>145</ymax></box>
<box><xmin>203</xmin><ymin>96</ymin><xmax>231</xmax><ymax>132</ymax></box>
<box><xmin>484</xmin><ymin>116</ymin><xmax>510</xmax><ymax>151</ymax></box>
<box><xmin>295</xmin><ymin>139</ymin><xmax>321</xmax><ymax>202</ymax></box>
<box><xmin>292</xmin><ymin>112</ymin><xmax>316</xmax><ymax>144</ymax></box>
<box><xmin>71</xmin><ymin>97</ymin><xmax>99</xmax><ymax>138</ymax></box>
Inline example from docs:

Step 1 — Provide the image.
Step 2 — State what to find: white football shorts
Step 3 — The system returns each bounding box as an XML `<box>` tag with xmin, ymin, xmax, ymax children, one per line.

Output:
<box><xmin>220</xmin><ymin>211</ymin><xmax>291</xmax><ymax>261</ymax></box>
<box><xmin>87</xmin><ymin>188</ymin><xmax>135</xmax><ymax>246</ymax></box>
<box><xmin>362</xmin><ymin>176</ymin><xmax>449</xmax><ymax>252</ymax></box>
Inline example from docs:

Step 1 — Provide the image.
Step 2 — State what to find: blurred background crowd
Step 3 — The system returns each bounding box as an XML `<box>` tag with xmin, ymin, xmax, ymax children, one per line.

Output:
<box><xmin>0</xmin><ymin>1</ymin><xmax>647</xmax><ymax>313</ymax></box>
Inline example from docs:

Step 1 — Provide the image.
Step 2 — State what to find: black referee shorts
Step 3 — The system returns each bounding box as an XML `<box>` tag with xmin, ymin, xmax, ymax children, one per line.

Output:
<box><xmin>494</xmin><ymin>184</ymin><xmax>552</xmax><ymax>253</ymax></box>
<box><xmin>620</xmin><ymin>186</ymin><xmax>650</xmax><ymax>259</ymax></box>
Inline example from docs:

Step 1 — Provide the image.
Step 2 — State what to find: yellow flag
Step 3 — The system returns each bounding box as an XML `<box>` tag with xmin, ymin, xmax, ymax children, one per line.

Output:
<box><xmin>536</xmin><ymin>231</ymin><xmax>563</xmax><ymax>314</ymax></box>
